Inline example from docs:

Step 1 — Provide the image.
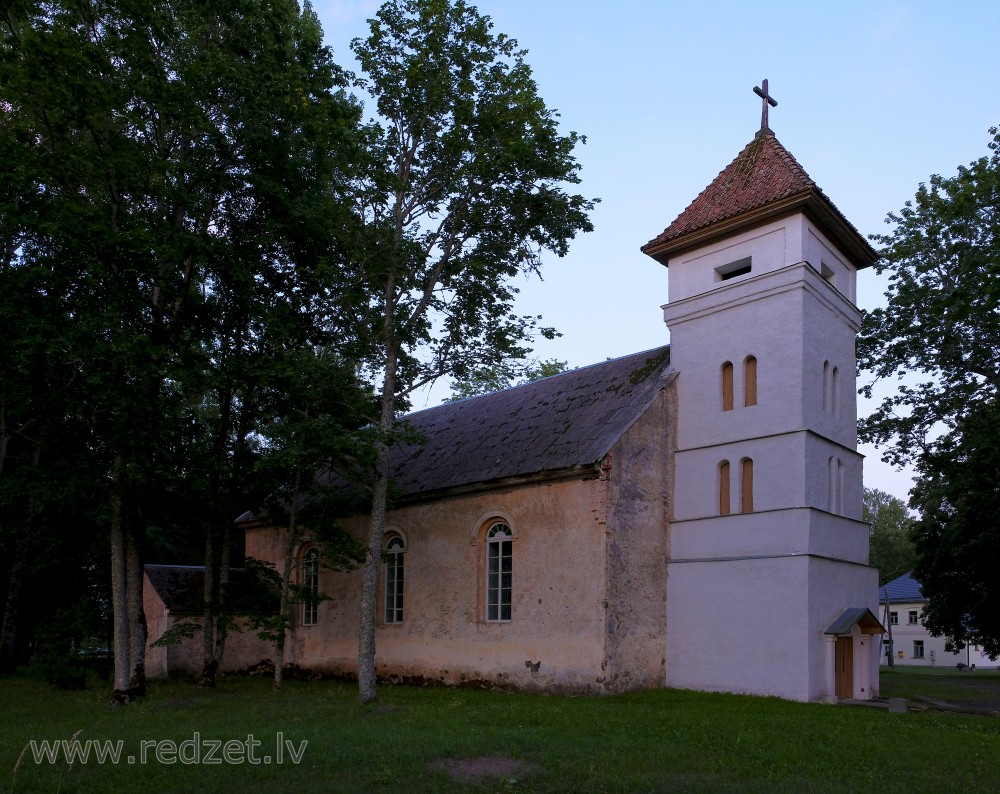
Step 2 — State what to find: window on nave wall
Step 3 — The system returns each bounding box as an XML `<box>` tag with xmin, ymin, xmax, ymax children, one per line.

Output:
<box><xmin>486</xmin><ymin>522</ymin><xmax>513</xmax><ymax>622</ymax></box>
<box><xmin>301</xmin><ymin>547</ymin><xmax>319</xmax><ymax>626</ymax></box>
<box><xmin>384</xmin><ymin>533</ymin><xmax>405</xmax><ymax>624</ymax></box>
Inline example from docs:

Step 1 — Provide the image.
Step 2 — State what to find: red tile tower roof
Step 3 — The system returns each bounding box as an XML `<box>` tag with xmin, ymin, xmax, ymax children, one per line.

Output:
<box><xmin>641</xmin><ymin>132</ymin><xmax>876</xmax><ymax>268</ymax></box>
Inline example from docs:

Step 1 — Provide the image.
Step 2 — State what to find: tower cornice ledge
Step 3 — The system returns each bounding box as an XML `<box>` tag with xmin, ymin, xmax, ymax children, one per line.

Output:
<box><xmin>661</xmin><ymin>261</ymin><xmax>862</xmax><ymax>331</ymax></box>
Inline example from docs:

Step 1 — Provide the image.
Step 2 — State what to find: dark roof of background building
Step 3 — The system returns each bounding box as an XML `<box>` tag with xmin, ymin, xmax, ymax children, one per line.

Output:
<box><xmin>382</xmin><ymin>345</ymin><xmax>671</xmax><ymax>498</ymax></box>
<box><xmin>641</xmin><ymin>132</ymin><xmax>877</xmax><ymax>269</ymax></box>
<box><xmin>145</xmin><ymin>564</ymin><xmax>267</xmax><ymax>614</ymax></box>
<box><xmin>881</xmin><ymin>571</ymin><xmax>925</xmax><ymax>603</ymax></box>
<box><xmin>145</xmin><ymin>565</ymin><xmax>206</xmax><ymax>614</ymax></box>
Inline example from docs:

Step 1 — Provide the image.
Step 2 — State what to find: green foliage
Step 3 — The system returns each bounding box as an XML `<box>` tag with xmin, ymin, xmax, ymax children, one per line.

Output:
<box><xmin>864</xmin><ymin>487</ymin><xmax>915</xmax><ymax>585</ymax></box>
<box><xmin>859</xmin><ymin>127</ymin><xmax>1000</xmax><ymax>656</ymax></box>
<box><xmin>350</xmin><ymin>0</ymin><xmax>596</xmax><ymax>393</ymax></box>
<box><xmin>348</xmin><ymin>0</ymin><xmax>596</xmax><ymax>701</ymax></box>
<box><xmin>0</xmin><ymin>0</ymin><xmax>368</xmax><ymax>674</ymax></box>
<box><xmin>858</xmin><ymin>127</ymin><xmax>1000</xmax><ymax>467</ymax></box>
<box><xmin>445</xmin><ymin>357</ymin><xmax>569</xmax><ymax>401</ymax></box>
<box><xmin>149</xmin><ymin>621</ymin><xmax>202</xmax><ymax>650</ymax></box>
<box><xmin>910</xmin><ymin>401</ymin><xmax>1000</xmax><ymax>657</ymax></box>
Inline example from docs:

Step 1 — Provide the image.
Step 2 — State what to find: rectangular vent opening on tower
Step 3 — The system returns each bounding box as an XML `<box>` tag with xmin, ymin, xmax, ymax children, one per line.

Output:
<box><xmin>716</xmin><ymin>256</ymin><xmax>752</xmax><ymax>281</ymax></box>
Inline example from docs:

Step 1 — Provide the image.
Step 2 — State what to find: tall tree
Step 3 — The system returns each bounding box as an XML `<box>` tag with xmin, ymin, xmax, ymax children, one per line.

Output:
<box><xmin>858</xmin><ymin>127</ymin><xmax>1000</xmax><ymax>654</ymax></box>
<box><xmin>864</xmin><ymin>487</ymin><xmax>915</xmax><ymax>586</ymax></box>
<box><xmin>2</xmin><ymin>0</ymin><xmax>362</xmax><ymax>696</ymax></box>
<box><xmin>348</xmin><ymin>0</ymin><xmax>595</xmax><ymax>702</ymax></box>
<box><xmin>253</xmin><ymin>348</ymin><xmax>370</xmax><ymax>690</ymax></box>
<box><xmin>909</xmin><ymin>401</ymin><xmax>1000</xmax><ymax>657</ymax></box>
<box><xmin>858</xmin><ymin>127</ymin><xmax>1000</xmax><ymax>466</ymax></box>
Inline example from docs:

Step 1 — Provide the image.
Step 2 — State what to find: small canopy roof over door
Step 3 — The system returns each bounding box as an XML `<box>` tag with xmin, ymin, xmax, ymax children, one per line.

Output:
<box><xmin>824</xmin><ymin>607</ymin><xmax>885</xmax><ymax>636</ymax></box>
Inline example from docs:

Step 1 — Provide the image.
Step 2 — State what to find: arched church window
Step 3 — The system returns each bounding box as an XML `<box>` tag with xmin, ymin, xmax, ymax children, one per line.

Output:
<box><xmin>486</xmin><ymin>523</ymin><xmax>512</xmax><ymax>622</ymax></box>
<box><xmin>384</xmin><ymin>534</ymin><xmax>405</xmax><ymax>624</ymax></box>
<box><xmin>740</xmin><ymin>458</ymin><xmax>754</xmax><ymax>513</ymax></box>
<box><xmin>721</xmin><ymin>362</ymin><xmax>734</xmax><ymax>411</ymax></box>
<box><xmin>744</xmin><ymin>356</ymin><xmax>757</xmax><ymax>407</ymax></box>
<box><xmin>719</xmin><ymin>460</ymin><xmax>731</xmax><ymax>516</ymax></box>
<box><xmin>301</xmin><ymin>547</ymin><xmax>319</xmax><ymax>626</ymax></box>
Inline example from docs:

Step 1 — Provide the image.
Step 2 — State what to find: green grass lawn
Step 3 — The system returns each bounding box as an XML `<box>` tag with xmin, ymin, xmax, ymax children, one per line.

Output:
<box><xmin>2</xmin><ymin>672</ymin><xmax>999</xmax><ymax>793</ymax></box>
<box><xmin>880</xmin><ymin>665</ymin><xmax>1000</xmax><ymax>705</ymax></box>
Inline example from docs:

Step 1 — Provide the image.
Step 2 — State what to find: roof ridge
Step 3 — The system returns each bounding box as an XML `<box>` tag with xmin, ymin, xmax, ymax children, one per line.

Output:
<box><xmin>768</xmin><ymin>133</ymin><xmax>816</xmax><ymax>187</ymax></box>
<box><xmin>405</xmin><ymin>344</ymin><xmax>671</xmax><ymax>416</ymax></box>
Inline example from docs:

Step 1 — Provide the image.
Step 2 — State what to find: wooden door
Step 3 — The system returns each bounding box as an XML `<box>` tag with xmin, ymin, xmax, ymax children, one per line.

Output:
<box><xmin>835</xmin><ymin>637</ymin><xmax>854</xmax><ymax>699</ymax></box>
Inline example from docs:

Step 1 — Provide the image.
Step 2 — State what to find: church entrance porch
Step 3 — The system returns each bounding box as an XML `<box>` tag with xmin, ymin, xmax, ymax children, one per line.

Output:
<box><xmin>825</xmin><ymin>607</ymin><xmax>885</xmax><ymax>701</ymax></box>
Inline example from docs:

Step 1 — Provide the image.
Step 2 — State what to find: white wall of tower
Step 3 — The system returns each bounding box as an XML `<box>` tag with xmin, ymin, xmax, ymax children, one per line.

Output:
<box><xmin>661</xmin><ymin>209</ymin><xmax>879</xmax><ymax>702</ymax></box>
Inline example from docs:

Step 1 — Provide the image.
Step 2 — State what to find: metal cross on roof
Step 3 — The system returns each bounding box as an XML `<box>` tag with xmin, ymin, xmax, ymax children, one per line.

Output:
<box><xmin>753</xmin><ymin>79</ymin><xmax>777</xmax><ymax>136</ymax></box>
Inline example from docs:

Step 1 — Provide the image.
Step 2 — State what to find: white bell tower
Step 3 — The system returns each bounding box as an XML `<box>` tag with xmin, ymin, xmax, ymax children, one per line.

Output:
<box><xmin>644</xmin><ymin>82</ymin><xmax>883</xmax><ymax>702</ymax></box>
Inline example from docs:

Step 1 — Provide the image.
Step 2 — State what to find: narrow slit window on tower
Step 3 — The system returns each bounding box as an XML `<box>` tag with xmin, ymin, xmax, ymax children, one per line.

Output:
<box><xmin>740</xmin><ymin>458</ymin><xmax>754</xmax><ymax>513</ymax></box>
<box><xmin>719</xmin><ymin>460</ymin><xmax>731</xmax><ymax>516</ymax></box>
<box><xmin>831</xmin><ymin>367</ymin><xmax>840</xmax><ymax>417</ymax></box>
<box><xmin>744</xmin><ymin>356</ymin><xmax>757</xmax><ymax>406</ymax></box>
<box><xmin>836</xmin><ymin>458</ymin><xmax>844</xmax><ymax>514</ymax></box>
<box><xmin>828</xmin><ymin>456</ymin><xmax>844</xmax><ymax>514</ymax></box>
<box><xmin>823</xmin><ymin>361</ymin><xmax>830</xmax><ymax>412</ymax></box>
<box><xmin>721</xmin><ymin>362</ymin><xmax>734</xmax><ymax>411</ymax></box>
<box><xmin>715</xmin><ymin>256</ymin><xmax>752</xmax><ymax>281</ymax></box>
<box><xmin>828</xmin><ymin>456</ymin><xmax>836</xmax><ymax>513</ymax></box>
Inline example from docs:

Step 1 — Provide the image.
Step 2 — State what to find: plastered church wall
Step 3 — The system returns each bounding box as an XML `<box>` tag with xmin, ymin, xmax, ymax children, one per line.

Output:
<box><xmin>242</xmin><ymin>400</ymin><xmax>673</xmax><ymax>693</ymax></box>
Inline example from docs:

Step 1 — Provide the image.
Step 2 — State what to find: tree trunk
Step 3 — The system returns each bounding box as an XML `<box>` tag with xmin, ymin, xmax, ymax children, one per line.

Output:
<box><xmin>110</xmin><ymin>454</ymin><xmax>132</xmax><ymax>702</ymax></box>
<box><xmin>274</xmin><ymin>466</ymin><xmax>303</xmax><ymax>692</ymax></box>
<box><xmin>358</xmin><ymin>358</ymin><xmax>398</xmax><ymax>704</ymax></box>
<box><xmin>0</xmin><ymin>518</ymin><xmax>31</xmax><ymax>673</ymax></box>
<box><xmin>126</xmin><ymin>517</ymin><xmax>146</xmax><ymax>698</ymax></box>
<box><xmin>201</xmin><ymin>523</ymin><xmax>219</xmax><ymax>686</ymax></box>
<box><xmin>0</xmin><ymin>445</ymin><xmax>37</xmax><ymax>674</ymax></box>
<box><xmin>212</xmin><ymin>526</ymin><xmax>232</xmax><ymax>673</ymax></box>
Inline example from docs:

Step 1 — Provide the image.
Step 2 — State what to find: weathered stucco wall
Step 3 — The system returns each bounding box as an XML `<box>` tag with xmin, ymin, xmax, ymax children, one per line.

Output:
<box><xmin>143</xmin><ymin>579</ymin><xmax>171</xmax><ymax>679</ymax></box>
<box><xmin>602</xmin><ymin>383</ymin><xmax>673</xmax><ymax>691</ymax></box>
<box><xmin>143</xmin><ymin>573</ymin><xmax>277</xmax><ymax>679</ymax></box>
<box><xmin>245</xmin><ymin>474</ymin><xmax>619</xmax><ymax>692</ymax></box>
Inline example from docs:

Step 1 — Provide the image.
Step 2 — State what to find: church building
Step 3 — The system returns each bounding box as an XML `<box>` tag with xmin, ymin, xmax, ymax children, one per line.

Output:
<box><xmin>146</xmin><ymin>84</ymin><xmax>883</xmax><ymax>702</ymax></box>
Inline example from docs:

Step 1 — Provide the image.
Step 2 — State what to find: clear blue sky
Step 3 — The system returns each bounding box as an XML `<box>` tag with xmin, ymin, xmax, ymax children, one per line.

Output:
<box><xmin>313</xmin><ymin>0</ymin><xmax>1000</xmax><ymax>503</ymax></box>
